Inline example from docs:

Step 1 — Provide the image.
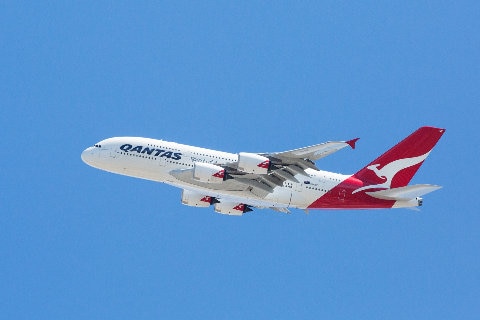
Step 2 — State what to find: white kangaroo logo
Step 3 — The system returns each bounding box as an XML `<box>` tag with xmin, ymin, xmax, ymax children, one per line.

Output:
<box><xmin>353</xmin><ymin>152</ymin><xmax>430</xmax><ymax>194</ymax></box>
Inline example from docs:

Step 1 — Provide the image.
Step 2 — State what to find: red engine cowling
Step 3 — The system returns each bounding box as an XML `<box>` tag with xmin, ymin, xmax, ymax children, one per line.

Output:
<box><xmin>193</xmin><ymin>162</ymin><xmax>225</xmax><ymax>183</ymax></box>
<box><xmin>237</xmin><ymin>152</ymin><xmax>270</xmax><ymax>174</ymax></box>
<box><xmin>181</xmin><ymin>190</ymin><xmax>215</xmax><ymax>207</ymax></box>
<box><xmin>214</xmin><ymin>202</ymin><xmax>252</xmax><ymax>216</ymax></box>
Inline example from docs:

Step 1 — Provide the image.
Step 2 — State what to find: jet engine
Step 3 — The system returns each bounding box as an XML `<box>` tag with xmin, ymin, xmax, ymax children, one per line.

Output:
<box><xmin>214</xmin><ymin>202</ymin><xmax>252</xmax><ymax>216</ymax></box>
<box><xmin>181</xmin><ymin>190</ymin><xmax>217</xmax><ymax>207</ymax></box>
<box><xmin>237</xmin><ymin>152</ymin><xmax>270</xmax><ymax>174</ymax></box>
<box><xmin>193</xmin><ymin>162</ymin><xmax>226</xmax><ymax>183</ymax></box>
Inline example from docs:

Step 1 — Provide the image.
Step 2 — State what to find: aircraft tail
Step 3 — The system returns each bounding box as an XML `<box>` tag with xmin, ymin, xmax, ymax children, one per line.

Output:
<box><xmin>353</xmin><ymin>126</ymin><xmax>445</xmax><ymax>192</ymax></box>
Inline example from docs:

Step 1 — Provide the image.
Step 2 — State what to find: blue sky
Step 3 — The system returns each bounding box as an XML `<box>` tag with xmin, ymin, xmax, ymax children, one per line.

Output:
<box><xmin>1</xmin><ymin>1</ymin><xmax>479</xmax><ymax>319</ymax></box>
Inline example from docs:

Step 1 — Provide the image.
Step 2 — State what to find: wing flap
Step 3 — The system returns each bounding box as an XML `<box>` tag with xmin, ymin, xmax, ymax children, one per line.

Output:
<box><xmin>170</xmin><ymin>168</ymin><xmax>274</xmax><ymax>198</ymax></box>
<box><xmin>366</xmin><ymin>184</ymin><xmax>442</xmax><ymax>201</ymax></box>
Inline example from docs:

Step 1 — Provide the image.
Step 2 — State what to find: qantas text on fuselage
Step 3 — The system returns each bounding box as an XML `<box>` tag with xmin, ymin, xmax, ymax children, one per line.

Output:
<box><xmin>81</xmin><ymin>126</ymin><xmax>445</xmax><ymax>215</ymax></box>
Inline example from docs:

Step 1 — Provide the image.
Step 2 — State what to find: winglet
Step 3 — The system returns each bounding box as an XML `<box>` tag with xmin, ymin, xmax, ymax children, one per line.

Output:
<box><xmin>346</xmin><ymin>138</ymin><xmax>360</xmax><ymax>149</ymax></box>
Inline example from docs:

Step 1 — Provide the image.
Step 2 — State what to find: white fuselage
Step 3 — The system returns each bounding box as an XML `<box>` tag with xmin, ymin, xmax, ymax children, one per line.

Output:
<box><xmin>81</xmin><ymin>137</ymin><xmax>349</xmax><ymax>210</ymax></box>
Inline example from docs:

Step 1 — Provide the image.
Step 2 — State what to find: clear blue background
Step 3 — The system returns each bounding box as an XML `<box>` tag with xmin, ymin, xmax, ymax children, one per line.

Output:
<box><xmin>1</xmin><ymin>1</ymin><xmax>479</xmax><ymax>319</ymax></box>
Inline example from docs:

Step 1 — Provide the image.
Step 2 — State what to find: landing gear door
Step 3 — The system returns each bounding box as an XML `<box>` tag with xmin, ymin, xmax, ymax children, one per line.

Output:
<box><xmin>289</xmin><ymin>181</ymin><xmax>308</xmax><ymax>207</ymax></box>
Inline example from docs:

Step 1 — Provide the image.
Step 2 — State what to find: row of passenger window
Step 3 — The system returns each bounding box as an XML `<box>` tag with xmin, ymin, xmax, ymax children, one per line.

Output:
<box><xmin>306</xmin><ymin>186</ymin><xmax>328</xmax><ymax>192</ymax></box>
<box><xmin>118</xmin><ymin>151</ymin><xmax>194</xmax><ymax>167</ymax></box>
<box><xmin>146</xmin><ymin>143</ymin><xmax>180</xmax><ymax>152</ymax></box>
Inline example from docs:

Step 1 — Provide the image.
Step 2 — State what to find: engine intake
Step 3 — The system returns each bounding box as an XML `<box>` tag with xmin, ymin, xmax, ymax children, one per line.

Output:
<box><xmin>181</xmin><ymin>190</ymin><xmax>217</xmax><ymax>207</ymax></box>
<box><xmin>214</xmin><ymin>202</ymin><xmax>252</xmax><ymax>216</ymax></box>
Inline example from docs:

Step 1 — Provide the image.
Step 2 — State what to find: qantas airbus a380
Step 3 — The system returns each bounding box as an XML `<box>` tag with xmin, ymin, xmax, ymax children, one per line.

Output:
<box><xmin>81</xmin><ymin>126</ymin><xmax>445</xmax><ymax>215</ymax></box>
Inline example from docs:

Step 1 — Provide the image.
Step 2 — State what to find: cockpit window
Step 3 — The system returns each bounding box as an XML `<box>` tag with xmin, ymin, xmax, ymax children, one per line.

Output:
<box><xmin>94</xmin><ymin>144</ymin><xmax>102</xmax><ymax>148</ymax></box>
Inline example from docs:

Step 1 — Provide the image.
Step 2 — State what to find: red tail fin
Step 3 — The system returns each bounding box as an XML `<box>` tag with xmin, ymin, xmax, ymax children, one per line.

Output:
<box><xmin>353</xmin><ymin>127</ymin><xmax>445</xmax><ymax>191</ymax></box>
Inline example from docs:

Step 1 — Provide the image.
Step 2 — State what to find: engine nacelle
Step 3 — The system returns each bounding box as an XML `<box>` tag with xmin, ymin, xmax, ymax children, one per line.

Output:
<box><xmin>237</xmin><ymin>152</ymin><xmax>270</xmax><ymax>174</ymax></box>
<box><xmin>193</xmin><ymin>162</ymin><xmax>225</xmax><ymax>183</ymax></box>
<box><xmin>214</xmin><ymin>202</ymin><xmax>252</xmax><ymax>216</ymax></box>
<box><xmin>181</xmin><ymin>190</ymin><xmax>216</xmax><ymax>207</ymax></box>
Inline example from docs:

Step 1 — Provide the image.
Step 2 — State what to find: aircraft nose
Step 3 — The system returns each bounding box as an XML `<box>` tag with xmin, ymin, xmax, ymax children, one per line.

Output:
<box><xmin>81</xmin><ymin>147</ymin><xmax>95</xmax><ymax>165</ymax></box>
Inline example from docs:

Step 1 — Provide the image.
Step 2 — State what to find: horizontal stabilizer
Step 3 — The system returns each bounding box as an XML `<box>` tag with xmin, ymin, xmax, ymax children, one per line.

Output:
<box><xmin>366</xmin><ymin>184</ymin><xmax>442</xmax><ymax>201</ymax></box>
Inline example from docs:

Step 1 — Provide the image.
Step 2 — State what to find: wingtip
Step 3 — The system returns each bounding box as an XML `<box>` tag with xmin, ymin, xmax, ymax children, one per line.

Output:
<box><xmin>346</xmin><ymin>138</ymin><xmax>360</xmax><ymax>149</ymax></box>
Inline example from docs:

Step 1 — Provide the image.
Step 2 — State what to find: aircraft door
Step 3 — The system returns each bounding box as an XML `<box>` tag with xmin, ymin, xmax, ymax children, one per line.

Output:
<box><xmin>278</xmin><ymin>187</ymin><xmax>293</xmax><ymax>207</ymax></box>
<box><xmin>289</xmin><ymin>181</ymin><xmax>308</xmax><ymax>207</ymax></box>
<box><xmin>157</xmin><ymin>155</ymin><xmax>166</xmax><ymax>167</ymax></box>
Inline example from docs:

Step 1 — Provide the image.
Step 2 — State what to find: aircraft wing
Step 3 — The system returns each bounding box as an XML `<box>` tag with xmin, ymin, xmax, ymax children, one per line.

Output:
<box><xmin>170</xmin><ymin>138</ymin><xmax>359</xmax><ymax>199</ymax></box>
<box><xmin>265</xmin><ymin>138</ymin><xmax>359</xmax><ymax>162</ymax></box>
<box><xmin>253</xmin><ymin>138</ymin><xmax>359</xmax><ymax>177</ymax></box>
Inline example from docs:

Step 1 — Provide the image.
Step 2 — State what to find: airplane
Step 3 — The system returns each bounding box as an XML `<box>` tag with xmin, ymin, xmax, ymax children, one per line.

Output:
<box><xmin>81</xmin><ymin>126</ymin><xmax>445</xmax><ymax>215</ymax></box>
